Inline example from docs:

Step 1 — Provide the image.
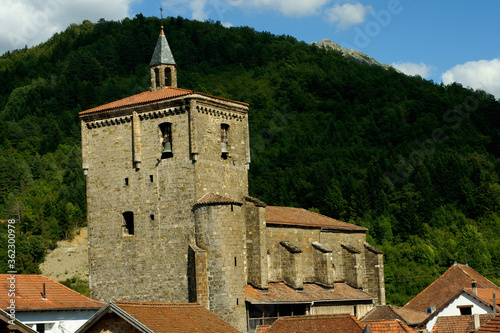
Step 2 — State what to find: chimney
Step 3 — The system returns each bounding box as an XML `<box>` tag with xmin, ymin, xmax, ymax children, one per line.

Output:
<box><xmin>472</xmin><ymin>281</ymin><xmax>478</xmax><ymax>295</ymax></box>
<box><xmin>42</xmin><ymin>283</ymin><xmax>46</xmax><ymax>299</ymax></box>
<box><xmin>473</xmin><ymin>313</ymin><xmax>480</xmax><ymax>331</ymax></box>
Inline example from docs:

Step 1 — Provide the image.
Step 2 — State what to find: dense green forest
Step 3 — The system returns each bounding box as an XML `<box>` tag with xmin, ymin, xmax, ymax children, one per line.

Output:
<box><xmin>0</xmin><ymin>15</ymin><xmax>499</xmax><ymax>305</ymax></box>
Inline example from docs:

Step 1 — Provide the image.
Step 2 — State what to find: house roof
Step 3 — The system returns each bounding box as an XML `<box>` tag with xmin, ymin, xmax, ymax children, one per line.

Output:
<box><xmin>262</xmin><ymin>314</ymin><xmax>364</xmax><ymax>333</ymax></box>
<box><xmin>477</xmin><ymin>313</ymin><xmax>500</xmax><ymax>332</ymax></box>
<box><xmin>194</xmin><ymin>192</ymin><xmax>243</xmax><ymax>207</ymax></box>
<box><xmin>431</xmin><ymin>314</ymin><xmax>496</xmax><ymax>333</ymax></box>
<box><xmin>79</xmin><ymin>87</ymin><xmax>248</xmax><ymax>116</ymax></box>
<box><xmin>149</xmin><ymin>27</ymin><xmax>176</xmax><ymax>66</ymax></box>
<box><xmin>404</xmin><ymin>264</ymin><xmax>500</xmax><ymax>313</ymax></box>
<box><xmin>363</xmin><ymin>320</ymin><xmax>418</xmax><ymax>333</ymax></box>
<box><xmin>0</xmin><ymin>275</ymin><xmax>104</xmax><ymax>311</ymax></box>
<box><xmin>246</xmin><ymin>282</ymin><xmax>375</xmax><ymax>304</ymax></box>
<box><xmin>76</xmin><ymin>301</ymin><xmax>240</xmax><ymax>333</ymax></box>
<box><xmin>265</xmin><ymin>206</ymin><xmax>367</xmax><ymax>232</ymax></box>
<box><xmin>464</xmin><ymin>288</ymin><xmax>500</xmax><ymax>310</ymax></box>
<box><xmin>361</xmin><ymin>305</ymin><xmax>429</xmax><ymax>326</ymax></box>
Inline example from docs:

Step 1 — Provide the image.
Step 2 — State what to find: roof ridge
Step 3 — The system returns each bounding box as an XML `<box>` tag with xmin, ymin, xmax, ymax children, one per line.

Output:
<box><xmin>114</xmin><ymin>300</ymin><xmax>201</xmax><ymax>307</ymax></box>
<box><xmin>403</xmin><ymin>265</ymin><xmax>457</xmax><ymax>308</ymax></box>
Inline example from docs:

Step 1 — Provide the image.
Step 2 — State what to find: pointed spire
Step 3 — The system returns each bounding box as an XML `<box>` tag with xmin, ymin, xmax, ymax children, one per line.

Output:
<box><xmin>363</xmin><ymin>325</ymin><xmax>373</xmax><ymax>333</ymax></box>
<box><xmin>149</xmin><ymin>26</ymin><xmax>176</xmax><ymax>67</ymax></box>
<box><xmin>150</xmin><ymin>26</ymin><xmax>178</xmax><ymax>90</ymax></box>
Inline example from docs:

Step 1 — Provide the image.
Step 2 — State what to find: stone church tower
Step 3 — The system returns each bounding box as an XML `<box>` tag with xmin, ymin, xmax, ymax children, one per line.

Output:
<box><xmin>80</xmin><ymin>27</ymin><xmax>250</xmax><ymax>331</ymax></box>
<box><xmin>81</xmin><ymin>25</ymin><xmax>386</xmax><ymax>333</ymax></box>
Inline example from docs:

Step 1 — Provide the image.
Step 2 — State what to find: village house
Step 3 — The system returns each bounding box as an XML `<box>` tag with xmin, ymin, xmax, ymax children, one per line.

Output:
<box><xmin>0</xmin><ymin>275</ymin><xmax>103</xmax><ymax>333</ymax></box>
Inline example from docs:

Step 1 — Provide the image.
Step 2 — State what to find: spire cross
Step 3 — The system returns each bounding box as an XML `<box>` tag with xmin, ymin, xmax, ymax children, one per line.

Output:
<box><xmin>160</xmin><ymin>5</ymin><xmax>164</xmax><ymax>21</ymax></box>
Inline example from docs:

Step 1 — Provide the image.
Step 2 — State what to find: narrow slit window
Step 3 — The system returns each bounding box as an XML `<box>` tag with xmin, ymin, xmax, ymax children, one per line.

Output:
<box><xmin>221</xmin><ymin>123</ymin><xmax>229</xmax><ymax>158</ymax></box>
<box><xmin>234</xmin><ymin>257</ymin><xmax>237</xmax><ymax>266</ymax></box>
<box><xmin>125</xmin><ymin>178</ymin><xmax>129</xmax><ymax>186</ymax></box>
<box><xmin>150</xmin><ymin>175</ymin><xmax>154</xmax><ymax>182</ymax></box>
<box><xmin>165</xmin><ymin>68</ymin><xmax>172</xmax><ymax>86</ymax></box>
<box><xmin>123</xmin><ymin>211</ymin><xmax>134</xmax><ymax>235</ymax></box>
<box><xmin>159</xmin><ymin>123</ymin><xmax>173</xmax><ymax>159</ymax></box>
<box><xmin>150</xmin><ymin>214</ymin><xmax>155</xmax><ymax>221</ymax></box>
<box><xmin>154</xmin><ymin>68</ymin><xmax>160</xmax><ymax>89</ymax></box>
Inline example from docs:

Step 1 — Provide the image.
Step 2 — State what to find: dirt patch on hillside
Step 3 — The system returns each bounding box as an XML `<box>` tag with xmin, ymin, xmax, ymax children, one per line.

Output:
<box><xmin>40</xmin><ymin>227</ymin><xmax>89</xmax><ymax>282</ymax></box>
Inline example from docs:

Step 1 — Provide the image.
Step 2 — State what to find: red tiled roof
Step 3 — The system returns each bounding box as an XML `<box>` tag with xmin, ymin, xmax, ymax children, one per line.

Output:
<box><xmin>477</xmin><ymin>313</ymin><xmax>500</xmax><ymax>332</ymax></box>
<box><xmin>464</xmin><ymin>288</ymin><xmax>500</xmax><ymax>310</ymax></box>
<box><xmin>265</xmin><ymin>206</ymin><xmax>367</xmax><ymax>231</ymax></box>
<box><xmin>264</xmin><ymin>314</ymin><xmax>364</xmax><ymax>333</ymax></box>
<box><xmin>195</xmin><ymin>192</ymin><xmax>243</xmax><ymax>207</ymax></box>
<box><xmin>79</xmin><ymin>87</ymin><xmax>248</xmax><ymax>116</ymax></box>
<box><xmin>364</xmin><ymin>320</ymin><xmax>418</xmax><ymax>333</ymax></box>
<box><xmin>113</xmin><ymin>301</ymin><xmax>240</xmax><ymax>333</ymax></box>
<box><xmin>361</xmin><ymin>305</ymin><xmax>428</xmax><ymax>326</ymax></box>
<box><xmin>246</xmin><ymin>282</ymin><xmax>375</xmax><ymax>304</ymax></box>
<box><xmin>256</xmin><ymin>325</ymin><xmax>270</xmax><ymax>333</ymax></box>
<box><xmin>432</xmin><ymin>314</ymin><xmax>496</xmax><ymax>333</ymax></box>
<box><xmin>404</xmin><ymin>264</ymin><xmax>500</xmax><ymax>313</ymax></box>
<box><xmin>0</xmin><ymin>275</ymin><xmax>103</xmax><ymax>311</ymax></box>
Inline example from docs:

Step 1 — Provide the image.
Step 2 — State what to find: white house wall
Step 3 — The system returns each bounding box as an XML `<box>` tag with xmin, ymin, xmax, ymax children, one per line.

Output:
<box><xmin>15</xmin><ymin>310</ymin><xmax>97</xmax><ymax>333</ymax></box>
<box><xmin>426</xmin><ymin>293</ymin><xmax>491</xmax><ymax>332</ymax></box>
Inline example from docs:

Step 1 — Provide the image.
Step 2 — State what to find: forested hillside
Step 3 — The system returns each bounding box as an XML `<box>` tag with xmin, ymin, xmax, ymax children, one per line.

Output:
<box><xmin>0</xmin><ymin>15</ymin><xmax>499</xmax><ymax>305</ymax></box>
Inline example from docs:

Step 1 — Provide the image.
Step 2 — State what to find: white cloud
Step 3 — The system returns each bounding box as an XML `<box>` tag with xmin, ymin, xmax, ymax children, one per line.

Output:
<box><xmin>392</xmin><ymin>61</ymin><xmax>435</xmax><ymax>78</ymax></box>
<box><xmin>0</xmin><ymin>0</ymin><xmax>136</xmax><ymax>55</ymax></box>
<box><xmin>442</xmin><ymin>59</ymin><xmax>500</xmax><ymax>98</ymax></box>
<box><xmin>325</xmin><ymin>2</ymin><xmax>372</xmax><ymax>29</ymax></box>
<box><xmin>164</xmin><ymin>0</ymin><xmax>331</xmax><ymax>22</ymax></box>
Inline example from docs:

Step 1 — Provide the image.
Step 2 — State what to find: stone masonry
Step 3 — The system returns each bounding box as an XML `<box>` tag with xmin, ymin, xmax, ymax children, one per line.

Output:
<box><xmin>81</xmin><ymin>27</ymin><xmax>385</xmax><ymax>332</ymax></box>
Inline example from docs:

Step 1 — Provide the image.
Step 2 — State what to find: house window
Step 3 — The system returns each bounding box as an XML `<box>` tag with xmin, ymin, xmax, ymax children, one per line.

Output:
<box><xmin>123</xmin><ymin>211</ymin><xmax>134</xmax><ymax>236</ymax></box>
<box><xmin>159</xmin><ymin>123</ymin><xmax>173</xmax><ymax>159</ymax></box>
<box><xmin>221</xmin><ymin>123</ymin><xmax>229</xmax><ymax>159</ymax></box>
<box><xmin>458</xmin><ymin>305</ymin><xmax>473</xmax><ymax>315</ymax></box>
<box><xmin>125</xmin><ymin>178</ymin><xmax>129</xmax><ymax>186</ymax></box>
<box><xmin>36</xmin><ymin>324</ymin><xmax>45</xmax><ymax>333</ymax></box>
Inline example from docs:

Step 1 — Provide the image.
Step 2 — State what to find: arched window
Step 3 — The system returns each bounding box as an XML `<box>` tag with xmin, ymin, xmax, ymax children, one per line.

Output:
<box><xmin>154</xmin><ymin>68</ymin><xmax>160</xmax><ymax>89</ymax></box>
<box><xmin>221</xmin><ymin>123</ymin><xmax>229</xmax><ymax>159</ymax></box>
<box><xmin>159</xmin><ymin>122</ymin><xmax>173</xmax><ymax>159</ymax></box>
<box><xmin>165</xmin><ymin>68</ymin><xmax>172</xmax><ymax>87</ymax></box>
<box><xmin>123</xmin><ymin>211</ymin><xmax>134</xmax><ymax>235</ymax></box>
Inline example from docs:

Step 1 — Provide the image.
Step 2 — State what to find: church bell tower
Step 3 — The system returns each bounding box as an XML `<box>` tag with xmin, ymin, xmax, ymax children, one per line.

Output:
<box><xmin>80</xmin><ymin>22</ymin><xmax>250</xmax><ymax>332</ymax></box>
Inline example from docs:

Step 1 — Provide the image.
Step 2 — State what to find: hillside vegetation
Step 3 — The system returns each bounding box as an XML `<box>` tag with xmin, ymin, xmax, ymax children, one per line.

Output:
<box><xmin>0</xmin><ymin>15</ymin><xmax>499</xmax><ymax>305</ymax></box>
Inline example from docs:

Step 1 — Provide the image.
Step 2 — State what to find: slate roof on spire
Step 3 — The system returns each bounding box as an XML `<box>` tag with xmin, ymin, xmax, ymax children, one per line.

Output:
<box><xmin>149</xmin><ymin>27</ymin><xmax>176</xmax><ymax>66</ymax></box>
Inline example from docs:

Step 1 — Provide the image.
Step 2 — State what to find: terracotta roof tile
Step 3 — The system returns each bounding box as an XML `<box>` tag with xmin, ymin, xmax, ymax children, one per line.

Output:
<box><xmin>194</xmin><ymin>192</ymin><xmax>243</xmax><ymax>207</ymax></box>
<box><xmin>264</xmin><ymin>314</ymin><xmax>364</xmax><ymax>333</ymax></box>
<box><xmin>265</xmin><ymin>206</ymin><xmax>367</xmax><ymax>231</ymax></box>
<box><xmin>0</xmin><ymin>275</ymin><xmax>104</xmax><ymax>311</ymax></box>
<box><xmin>477</xmin><ymin>313</ymin><xmax>500</xmax><ymax>332</ymax></box>
<box><xmin>361</xmin><ymin>305</ymin><xmax>428</xmax><ymax>326</ymax></box>
<box><xmin>432</xmin><ymin>314</ymin><xmax>496</xmax><ymax>333</ymax></box>
<box><xmin>246</xmin><ymin>282</ymin><xmax>375</xmax><ymax>304</ymax></box>
<box><xmin>464</xmin><ymin>288</ymin><xmax>500</xmax><ymax>310</ymax></box>
<box><xmin>364</xmin><ymin>320</ymin><xmax>418</xmax><ymax>333</ymax></box>
<box><xmin>404</xmin><ymin>264</ymin><xmax>500</xmax><ymax>313</ymax></box>
<box><xmin>256</xmin><ymin>325</ymin><xmax>270</xmax><ymax>333</ymax></box>
<box><xmin>112</xmin><ymin>301</ymin><xmax>240</xmax><ymax>333</ymax></box>
<box><xmin>79</xmin><ymin>87</ymin><xmax>248</xmax><ymax>116</ymax></box>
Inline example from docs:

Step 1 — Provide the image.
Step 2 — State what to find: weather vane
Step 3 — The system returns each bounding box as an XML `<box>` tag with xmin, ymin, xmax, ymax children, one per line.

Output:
<box><xmin>160</xmin><ymin>5</ymin><xmax>164</xmax><ymax>21</ymax></box>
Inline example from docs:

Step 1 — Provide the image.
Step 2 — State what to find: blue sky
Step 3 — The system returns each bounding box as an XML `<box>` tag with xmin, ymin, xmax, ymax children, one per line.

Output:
<box><xmin>1</xmin><ymin>0</ymin><xmax>499</xmax><ymax>97</ymax></box>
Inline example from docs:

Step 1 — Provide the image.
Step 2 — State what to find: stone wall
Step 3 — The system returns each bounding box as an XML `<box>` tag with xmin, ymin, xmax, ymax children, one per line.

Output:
<box><xmin>244</xmin><ymin>203</ymin><xmax>268</xmax><ymax>289</ymax></box>
<box><xmin>193</xmin><ymin>204</ymin><xmax>247</xmax><ymax>332</ymax></box>
<box><xmin>82</xmin><ymin>95</ymin><xmax>250</xmax><ymax>330</ymax></box>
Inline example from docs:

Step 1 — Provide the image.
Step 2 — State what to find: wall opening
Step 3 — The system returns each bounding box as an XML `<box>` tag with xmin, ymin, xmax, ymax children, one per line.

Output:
<box><xmin>154</xmin><ymin>68</ymin><xmax>160</xmax><ymax>89</ymax></box>
<box><xmin>459</xmin><ymin>305</ymin><xmax>472</xmax><ymax>316</ymax></box>
<box><xmin>124</xmin><ymin>178</ymin><xmax>129</xmax><ymax>186</ymax></box>
<box><xmin>150</xmin><ymin>214</ymin><xmax>155</xmax><ymax>221</ymax></box>
<box><xmin>150</xmin><ymin>175</ymin><xmax>154</xmax><ymax>182</ymax></box>
<box><xmin>159</xmin><ymin>122</ymin><xmax>173</xmax><ymax>159</ymax></box>
<box><xmin>221</xmin><ymin>123</ymin><xmax>229</xmax><ymax>159</ymax></box>
<box><xmin>165</xmin><ymin>68</ymin><xmax>172</xmax><ymax>86</ymax></box>
<box><xmin>123</xmin><ymin>211</ymin><xmax>134</xmax><ymax>235</ymax></box>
